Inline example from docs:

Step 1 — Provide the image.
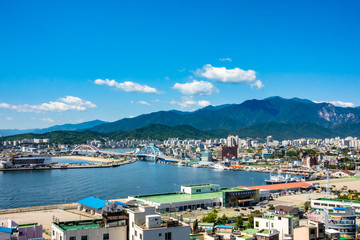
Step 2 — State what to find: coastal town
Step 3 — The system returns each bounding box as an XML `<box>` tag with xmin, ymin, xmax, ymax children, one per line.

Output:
<box><xmin>1</xmin><ymin>134</ymin><xmax>360</xmax><ymax>240</ymax></box>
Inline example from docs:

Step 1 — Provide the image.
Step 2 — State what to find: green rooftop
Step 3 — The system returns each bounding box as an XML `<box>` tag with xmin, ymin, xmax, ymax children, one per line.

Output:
<box><xmin>243</xmin><ymin>228</ymin><xmax>260</xmax><ymax>235</ymax></box>
<box><xmin>237</xmin><ymin>235</ymin><xmax>253</xmax><ymax>239</ymax></box>
<box><xmin>137</xmin><ymin>191</ymin><xmax>223</xmax><ymax>204</ymax></box>
<box><xmin>221</xmin><ymin>188</ymin><xmax>249</xmax><ymax>192</ymax></box>
<box><xmin>56</xmin><ymin>220</ymin><xmax>103</xmax><ymax>231</ymax></box>
<box><xmin>185</xmin><ymin>184</ymin><xmax>219</xmax><ymax>187</ymax></box>
<box><xmin>316</xmin><ymin>198</ymin><xmax>360</xmax><ymax>204</ymax></box>
<box><xmin>18</xmin><ymin>223</ymin><xmax>40</xmax><ymax>228</ymax></box>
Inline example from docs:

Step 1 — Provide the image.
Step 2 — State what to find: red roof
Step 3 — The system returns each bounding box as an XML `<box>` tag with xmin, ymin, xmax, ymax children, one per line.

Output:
<box><xmin>237</xmin><ymin>182</ymin><xmax>313</xmax><ymax>191</ymax></box>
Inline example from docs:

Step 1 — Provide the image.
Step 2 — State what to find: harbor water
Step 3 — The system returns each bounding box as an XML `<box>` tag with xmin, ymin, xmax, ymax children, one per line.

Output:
<box><xmin>0</xmin><ymin>159</ymin><xmax>272</xmax><ymax>209</ymax></box>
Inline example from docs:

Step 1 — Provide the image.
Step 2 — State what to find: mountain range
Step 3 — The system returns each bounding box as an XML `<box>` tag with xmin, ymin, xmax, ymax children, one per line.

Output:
<box><xmin>1</xmin><ymin>96</ymin><xmax>360</xmax><ymax>140</ymax></box>
<box><xmin>89</xmin><ymin>96</ymin><xmax>360</xmax><ymax>132</ymax></box>
<box><xmin>0</xmin><ymin>120</ymin><xmax>106</xmax><ymax>137</ymax></box>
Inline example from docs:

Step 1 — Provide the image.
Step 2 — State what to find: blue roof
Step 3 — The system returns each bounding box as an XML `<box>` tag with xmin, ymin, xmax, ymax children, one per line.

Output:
<box><xmin>115</xmin><ymin>201</ymin><xmax>126</xmax><ymax>207</ymax></box>
<box><xmin>0</xmin><ymin>226</ymin><xmax>12</xmax><ymax>233</ymax></box>
<box><xmin>216</xmin><ymin>225</ymin><xmax>233</xmax><ymax>229</ymax></box>
<box><xmin>334</xmin><ymin>207</ymin><xmax>346</xmax><ymax>210</ymax></box>
<box><xmin>78</xmin><ymin>197</ymin><xmax>109</xmax><ymax>209</ymax></box>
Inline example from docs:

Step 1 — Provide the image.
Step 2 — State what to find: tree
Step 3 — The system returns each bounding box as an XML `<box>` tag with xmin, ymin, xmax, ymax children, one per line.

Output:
<box><xmin>268</xmin><ymin>205</ymin><xmax>275</xmax><ymax>211</ymax></box>
<box><xmin>247</xmin><ymin>215</ymin><xmax>254</xmax><ymax>229</ymax></box>
<box><xmin>202</xmin><ymin>209</ymin><xmax>218</xmax><ymax>223</ymax></box>
<box><xmin>216</xmin><ymin>214</ymin><xmax>228</xmax><ymax>225</ymax></box>
<box><xmin>304</xmin><ymin>201</ymin><xmax>311</xmax><ymax>212</ymax></box>
<box><xmin>235</xmin><ymin>216</ymin><xmax>243</xmax><ymax>230</ymax></box>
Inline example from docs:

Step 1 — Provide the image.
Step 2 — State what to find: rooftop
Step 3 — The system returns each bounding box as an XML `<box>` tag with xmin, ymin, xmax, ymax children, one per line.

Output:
<box><xmin>55</xmin><ymin>219</ymin><xmax>103</xmax><ymax>231</ymax></box>
<box><xmin>238</xmin><ymin>182</ymin><xmax>313</xmax><ymax>191</ymax></box>
<box><xmin>242</xmin><ymin>228</ymin><xmax>260</xmax><ymax>235</ymax></box>
<box><xmin>137</xmin><ymin>191</ymin><xmax>222</xmax><ymax>204</ymax></box>
<box><xmin>0</xmin><ymin>226</ymin><xmax>12</xmax><ymax>233</ymax></box>
<box><xmin>221</xmin><ymin>188</ymin><xmax>250</xmax><ymax>192</ymax></box>
<box><xmin>18</xmin><ymin>223</ymin><xmax>41</xmax><ymax>228</ymax></box>
<box><xmin>184</xmin><ymin>184</ymin><xmax>219</xmax><ymax>188</ymax></box>
<box><xmin>77</xmin><ymin>197</ymin><xmax>109</xmax><ymax>209</ymax></box>
<box><xmin>315</xmin><ymin>198</ymin><xmax>360</xmax><ymax>204</ymax></box>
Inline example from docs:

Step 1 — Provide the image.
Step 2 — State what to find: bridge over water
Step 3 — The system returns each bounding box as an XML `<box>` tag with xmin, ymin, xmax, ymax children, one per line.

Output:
<box><xmin>70</xmin><ymin>145</ymin><xmax>179</xmax><ymax>162</ymax></box>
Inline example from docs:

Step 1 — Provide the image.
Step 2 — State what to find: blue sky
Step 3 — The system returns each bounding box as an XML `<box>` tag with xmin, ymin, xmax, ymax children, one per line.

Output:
<box><xmin>1</xmin><ymin>0</ymin><xmax>360</xmax><ymax>129</ymax></box>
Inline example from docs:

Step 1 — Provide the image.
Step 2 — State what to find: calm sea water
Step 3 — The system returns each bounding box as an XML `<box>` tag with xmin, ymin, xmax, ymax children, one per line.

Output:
<box><xmin>0</xmin><ymin>158</ymin><xmax>272</xmax><ymax>209</ymax></box>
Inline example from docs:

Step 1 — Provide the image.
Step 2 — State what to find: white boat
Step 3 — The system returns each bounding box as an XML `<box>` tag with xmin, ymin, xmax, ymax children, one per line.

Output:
<box><xmin>265</xmin><ymin>173</ymin><xmax>299</xmax><ymax>184</ymax></box>
<box><xmin>213</xmin><ymin>163</ymin><xmax>226</xmax><ymax>170</ymax></box>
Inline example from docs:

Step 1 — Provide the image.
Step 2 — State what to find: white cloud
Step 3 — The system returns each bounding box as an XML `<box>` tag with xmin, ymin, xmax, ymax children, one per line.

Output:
<box><xmin>137</xmin><ymin>101</ymin><xmax>151</xmax><ymax>106</ymax></box>
<box><xmin>219</xmin><ymin>58</ymin><xmax>232</xmax><ymax>62</ymax></box>
<box><xmin>6</xmin><ymin>117</ymin><xmax>13</xmax><ymax>121</ymax></box>
<box><xmin>314</xmin><ymin>100</ymin><xmax>355</xmax><ymax>108</ymax></box>
<box><xmin>0</xmin><ymin>96</ymin><xmax>96</xmax><ymax>113</ymax></box>
<box><xmin>95</xmin><ymin>79</ymin><xmax>160</xmax><ymax>94</ymax></box>
<box><xmin>197</xmin><ymin>100</ymin><xmax>211</xmax><ymax>107</ymax></box>
<box><xmin>251</xmin><ymin>80</ymin><xmax>264</xmax><ymax>89</ymax></box>
<box><xmin>170</xmin><ymin>96</ymin><xmax>211</xmax><ymax>109</ymax></box>
<box><xmin>179</xmin><ymin>68</ymin><xmax>186</xmax><ymax>72</ymax></box>
<box><xmin>195</xmin><ymin>64</ymin><xmax>263</xmax><ymax>89</ymax></box>
<box><xmin>165</xmin><ymin>76</ymin><xmax>170</xmax><ymax>81</ymax></box>
<box><xmin>39</xmin><ymin>117</ymin><xmax>55</xmax><ymax>123</ymax></box>
<box><xmin>172</xmin><ymin>80</ymin><xmax>218</xmax><ymax>95</ymax></box>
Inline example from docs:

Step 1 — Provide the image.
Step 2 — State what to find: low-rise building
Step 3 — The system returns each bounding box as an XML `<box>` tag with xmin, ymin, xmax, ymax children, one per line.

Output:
<box><xmin>77</xmin><ymin>197</ymin><xmax>112</xmax><ymax>215</ymax></box>
<box><xmin>311</xmin><ymin>198</ymin><xmax>360</xmax><ymax>214</ymax></box>
<box><xmin>293</xmin><ymin>220</ymin><xmax>325</xmax><ymax>240</ymax></box>
<box><xmin>254</xmin><ymin>229</ymin><xmax>279</xmax><ymax>240</ymax></box>
<box><xmin>127</xmin><ymin>204</ymin><xmax>190</xmax><ymax>240</ymax></box>
<box><xmin>0</xmin><ymin>219</ymin><xmax>43</xmax><ymax>240</ymax></box>
<box><xmin>254</xmin><ymin>213</ymin><xmax>299</xmax><ymax>240</ymax></box>
<box><xmin>51</xmin><ymin>211</ymin><xmax>128</xmax><ymax>240</ymax></box>
<box><xmin>132</xmin><ymin>184</ymin><xmax>260</xmax><ymax>212</ymax></box>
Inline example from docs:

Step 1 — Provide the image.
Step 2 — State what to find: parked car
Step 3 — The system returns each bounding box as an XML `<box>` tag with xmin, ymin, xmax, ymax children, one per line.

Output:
<box><xmin>249</xmin><ymin>207</ymin><xmax>254</xmax><ymax>210</ymax></box>
<box><xmin>234</xmin><ymin>209</ymin><xmax>240</xmax><ymax>212</ymax></box>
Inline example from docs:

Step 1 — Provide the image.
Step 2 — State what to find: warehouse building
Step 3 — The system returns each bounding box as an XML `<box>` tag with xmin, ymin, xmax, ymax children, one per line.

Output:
<box><xmin>131</xmin><ymin>184</ymin><xmax>260</xmax><ymax>212</ymax></box>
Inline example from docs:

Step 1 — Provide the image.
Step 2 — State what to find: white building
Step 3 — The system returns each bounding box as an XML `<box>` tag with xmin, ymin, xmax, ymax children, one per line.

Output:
<box><xmin>127</xmin><ymin>205</ymin><xmax>190</xmax><ymax>240</ymax></box>
<box><xmin>254</xmin><ymin>214</ymin><xmax>299</xmax><ymax>240</ymax></box>
<box><xmin>52</xmin><ymin>217</ymin><xmax>127</xmax><ymax>240</ymax></box>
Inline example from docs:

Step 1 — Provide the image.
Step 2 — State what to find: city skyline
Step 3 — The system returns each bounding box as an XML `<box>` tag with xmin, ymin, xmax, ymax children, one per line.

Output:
<box><xmin>1</xmin><ymin>0</ymin><xmax>360</xmax><ymax>129</ymax></box>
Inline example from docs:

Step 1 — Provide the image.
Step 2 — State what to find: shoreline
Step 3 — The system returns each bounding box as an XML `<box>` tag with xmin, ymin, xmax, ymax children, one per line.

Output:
<box><xmin>52</xmin><ymin>155</ymin><xmax>121</xmax><ymax>163</ymax></box>
<box><xmin>1</xmin><ymin>177</ymin><xmax>359</xmax><ymax>213</ymax></box>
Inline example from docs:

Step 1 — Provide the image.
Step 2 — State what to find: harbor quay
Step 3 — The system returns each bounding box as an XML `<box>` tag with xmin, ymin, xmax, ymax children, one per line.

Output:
<box><xmin>2</xmin><ymin>177</ymin><xmax>360</xmax><ymax>240</ymax></box>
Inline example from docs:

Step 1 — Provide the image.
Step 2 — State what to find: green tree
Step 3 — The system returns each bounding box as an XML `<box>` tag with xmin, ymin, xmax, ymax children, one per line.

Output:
<box><xmin>304</xmin><ymin>201</ymin><xmax>311</xmax><ymax>212</ymax></box>
<box><xmin>202</xmin><ymin>209</ymin><xmax>218</xmax><ymax>223</ymax></box>
<box><xmin>268</xmin><ymin>205</ymin><xmax>275</xmax><ymax>211</ymax></box>
<box><xmin>247</xmin><ymin>215</ymin><xmax>254</xmax><ymax>229</ymax></box>
<box><xmin>216</xmin><ymin>214</ymin><xmax>228</xmax><ymax>225</ymax></box>
<box><xmin>235</xmin><ymin>216</ymin><xmax>243</xmax><ymax>230</ymax></box>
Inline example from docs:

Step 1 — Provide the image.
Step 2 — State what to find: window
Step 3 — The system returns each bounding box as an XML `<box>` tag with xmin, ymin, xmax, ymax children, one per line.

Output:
<box><xmin>165</xmin><ymin>232</ymin><xmax>172</xmax><ymax>240</ymax></box>
<box><xmin>271</xmin><ymin>223</ymin><xmax>274</xmax><ymax>228</ymax></box>
<box><xmin>140</xmin><ymin>233</ymin><xmax>142</xmax><ymax>240</ymax></box>
<box><xmin>132</xmin><ymin>222</ymin><xmax>134</xmax><ymax>228</ymax></box>
<box><xmin>159</xmin><ymin>233</ymin><xmax>162</xmax><ymax>236</ymax></box>
<box><xmin>53</xmin><ymin>230</ymin><xmax>55</xmax><ymax>236</ymax></box>
<box><xmin>103</xmin><ymin>233</ymin><xmax>109</xmax><ymax>240</ymax></box>
<box><xmin>135</xmin><ymin>230</ymin><xmax>137</xmax><ymax>236</ymax></box>
<box><xmin>255</xmin><ymin>221</ymin><xmax>259</xmax><ymax>227</ymax></box>
<box><xmin>70</xmin><ymin>237</ymin><xmax>76</xmax><ymax>240</ymax></box>
<box><xmin>60</xmin><ymin>236</ymin><xmax>62</xmax><ymax>240</ymax></box>
<box><xmin>266</xmin><ymin>222</ymin><xmax>268</xmax><ymax>227</ymax></box>
<box><xmin>81</xmin><ymin>236</ymin><xmax>88</xmax><ymax>240</ymax></box>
